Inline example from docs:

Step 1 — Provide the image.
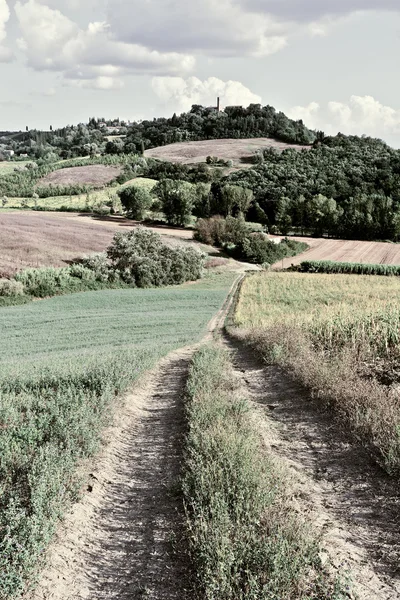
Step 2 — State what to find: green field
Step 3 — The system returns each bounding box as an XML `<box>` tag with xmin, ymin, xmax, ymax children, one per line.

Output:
<box><xmin>0</xmin><ymin>162</ymin><xmax>31</xmax><ymax>176</ymax></box>
<box><xmin>0</xmin><ymin>177</ymin><xmax>157</xmax><ymax>212</ymax></box>
<box><xmin>0</xmin><ymin>272</ymin><xmax>236</xmax><ymax>599</ymax></box>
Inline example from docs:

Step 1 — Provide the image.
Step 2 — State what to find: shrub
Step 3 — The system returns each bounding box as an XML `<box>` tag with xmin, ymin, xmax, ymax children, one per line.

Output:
<box><xmin>107</xmin><ymin>228</ymin><xmax>205</xmax><ymax>287</ymax></box>
<box><xmin>0</xmin><ymin>279</ymin><xmax>25</xmax><ymax>297</ymax></box>
<box><xmin>118</xmin><ymin>185</ymin><xmax>153</xmax><ymax>220</ymax></box>
<box><xmin>194</xmin><ymin>216</ymin><xmax>227</xmax><ymax>246</ymax></box>
<box><xmin>15</xmin><ymin>267</ymin><xmax>78</xmax><ymax>297</ymax></box>
<box><xmin>234</xmin><ymin>235</ymin><xmax>308</xmax><ymax>265</ymax></box>
<box><xmin>14</xmin><ymin>266</ymin><xmax>110</xmax><ymax>298</ymax></box>
<box><xmin>92</xmin><ymin>204</ymin><xmax>111</xmax><ymax>216</ymax></box>
<box><xmin>80</xmin><ymin>252</ymin><xmax>116</xmax><ymax>282</ymax></box>
<box><xmin>194</xmin><ymin>216</ymin><xmax>247</xmax><ymax>247</ymax></box>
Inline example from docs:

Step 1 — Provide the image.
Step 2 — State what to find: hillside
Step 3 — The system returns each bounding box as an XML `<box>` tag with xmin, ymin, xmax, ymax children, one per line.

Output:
<box><xmin>145</xmin><ymin>137</ymin><xmax>309</xmax><ymax>169</ymax></box>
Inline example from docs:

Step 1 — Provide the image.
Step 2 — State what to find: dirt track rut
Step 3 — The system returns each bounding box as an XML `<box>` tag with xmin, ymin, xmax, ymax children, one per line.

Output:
<box><xmin>225</xmin><ymin>333</ymin><xmax>400</xmax><ymax>600</ymax></box>
<box><xmin>30</xmin><ymin>349</ymin><xmax>193</xmax><ymax>600</ymax></box>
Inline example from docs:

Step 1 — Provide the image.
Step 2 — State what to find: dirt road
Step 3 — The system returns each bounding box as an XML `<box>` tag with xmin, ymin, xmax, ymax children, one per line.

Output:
<box><xmin>29</xmin><ymin>349</ymin><xmax>194</xmax><ymax>600</ymax></box>
<box><xmin>27</xmin><ymin>274</ymin><xmax>400</xmax><ymax>600</ymax></box>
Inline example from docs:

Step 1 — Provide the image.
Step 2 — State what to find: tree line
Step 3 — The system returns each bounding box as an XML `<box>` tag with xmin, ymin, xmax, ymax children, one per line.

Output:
<box><xmin>225</xmin><ymin>134</ymin><xmax>400</xmax><ymax>241</ymax></box>
<box><xmin>123</xmin><ymin>103</ymin><xmax>316</xmax><ymax>153</ymax></box>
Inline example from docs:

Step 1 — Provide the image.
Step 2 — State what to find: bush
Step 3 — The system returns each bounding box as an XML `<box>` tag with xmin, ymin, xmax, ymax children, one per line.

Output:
<box><xmin>80</xmin><ymin>252</ymin><xmax>117</xmax><ymax>282</ymax></box>
<box><xmin>92</xmin><ymin>204</ymin><xmax>111</xmax><ymax>216</ymax></box>
<box><xmin>233</xmin><ymin>235</ymin><xmax>308</xmax><ymax>265</ymax></box>
<box><xmin>107</xmin><ymin>228</ymin><xmax>205</xmax><ymax>287</ymax></box>
<box><xmin>195</xmin><ymin>216</ymin><xmax>247</xmax><ymax>246</ymax></box>
<box><xmin>118</xmin><ymin>185</ymin><xmax>153</xmax><ymax>220</ymax></box>
<box><xmin>14</xmin><ymin>267</ymin><xmax>79</xmax><ymax>297</ymax></box>
<box><xmin>14</xmin><ymin>266</ymin><xmax>111</xmax><ymax>298</ymax></box>
<box><xmin>0</xmin><ymin>279</ymin><xmax>25</xmax><ymax>297</ymax></box>
<box><xmin>194</xmin><ymin>216</ymin><xmax>227</xmax><ymax>245</ymax></box>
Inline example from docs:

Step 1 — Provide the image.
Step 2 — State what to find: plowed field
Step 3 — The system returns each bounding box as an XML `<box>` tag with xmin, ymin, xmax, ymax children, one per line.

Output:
<box><xmin>37</xmin><ymin>165</ymin><xmax>122</xmax><ymax>187</ymax></box>
<box><xmin>273</xmin><ymin>236</ymin><xmax>400</xmax><ymax>268</ymax></box>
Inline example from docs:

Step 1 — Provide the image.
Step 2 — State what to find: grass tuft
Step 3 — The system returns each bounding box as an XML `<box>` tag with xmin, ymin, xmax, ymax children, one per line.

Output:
<box><xmin>182</xmin><ymin>344</ymin><xmax>348</xmax><ymax>599</ymax></box>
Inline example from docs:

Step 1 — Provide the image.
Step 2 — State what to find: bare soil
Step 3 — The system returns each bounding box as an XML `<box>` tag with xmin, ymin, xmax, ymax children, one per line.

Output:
<box><xmin>37</xmin><ymin>166</ymin><xmax>122</xmax><ymax>188</ymax></box>
<box><xmin>271</xmin><ymin>236</ymin><xmax>400</xmax><ymax>268</ymax></box>
<box><xmin>145</xmin><ymin>138</ymin><xmax>309</xmax><ymax>169</ymax></box>
<box><xmin>225</xmin><ymin>332</ymin><xmax>400</xmax><ymax>600</ymax></box>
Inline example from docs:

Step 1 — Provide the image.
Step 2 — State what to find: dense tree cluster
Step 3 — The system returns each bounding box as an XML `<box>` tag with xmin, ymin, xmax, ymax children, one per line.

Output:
<box><xmin>0</xmin><ymin>104</ymin><xmax>314</xmax><ymax>162</ymax></box>
<box><xmin>225</xmin><ymin>134</ymin><xmax>400</xmax><ymax>240</ymax></box>
<box><xmin>123</xmin><ymin>104</ymin><xmax>316</xmax><ymax>152</ymax></box>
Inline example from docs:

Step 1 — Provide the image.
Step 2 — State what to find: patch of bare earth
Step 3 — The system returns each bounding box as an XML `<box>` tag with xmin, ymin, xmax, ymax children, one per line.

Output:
<box><xmin>37</xmin><ymin>165</ymin><xmax>122</xmax><ymax>188</ymax></box>
<box><xmin>28</xmin><ymin>348</ymin><xmax>194</xmax><ymax>600</ymax></box>
<box><xmin>270</xmin><ymin>236</ymin><xmax>400</xmax><ymax>268</ymax></box>
<box><xmin>145</xmin><ymin>138</ymin><xmax>309</xmax><ymax>169</ymax></box>
<box><xmin>225</xmin><ymin>332</ymin><xmax>400</xmax><ymax>600</ymax></box>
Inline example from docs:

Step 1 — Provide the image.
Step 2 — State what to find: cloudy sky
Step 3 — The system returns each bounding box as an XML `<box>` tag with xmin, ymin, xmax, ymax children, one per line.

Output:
<box><xmin>0</xmin><ymin>1</ymin><xmax>400</xmax><ymax>146</ymax></box>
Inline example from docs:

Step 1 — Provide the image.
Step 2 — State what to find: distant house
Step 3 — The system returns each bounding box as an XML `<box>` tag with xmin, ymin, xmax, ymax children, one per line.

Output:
<box><xmin>19</xmin><ymin>153</ymin><xmax>28</xmax><ymax>158</ymax></box>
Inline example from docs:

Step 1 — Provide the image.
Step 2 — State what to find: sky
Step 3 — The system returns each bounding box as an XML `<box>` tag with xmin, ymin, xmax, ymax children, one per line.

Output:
<box><xmin>0</xmin><ymin>1</ymin><xmax>400</xmax><ymax>147</ymax></box>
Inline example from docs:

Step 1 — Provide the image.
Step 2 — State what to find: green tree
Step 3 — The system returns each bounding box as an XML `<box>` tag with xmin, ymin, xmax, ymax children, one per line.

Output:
<box><xmin>193</xmin><ymin>183</ymin><xmax>211</xmax><ymax>218</ymax></box>
<box><xmin>118</xmin><ymin>185</ymin><xmax>153</xmax><ymax>220</ymax></box>
<box><xmin>275</xmin><ymin>197</ymin><xmax>292</xmax><ymax>235</ymax></box>
<box><xmin>220</xmin><ymin>185</ymin><xmax>254</xmax><ymax>217</ymax></box>
<box><xmin>154</xmin><ymin>179</ymin><xmax>195</xmax><ymax>226</ymax></box>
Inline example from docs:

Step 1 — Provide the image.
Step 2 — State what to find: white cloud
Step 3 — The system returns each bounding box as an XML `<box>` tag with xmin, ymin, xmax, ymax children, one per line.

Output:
<box><xmin>70</xmin><ymin>76</ymin><xmax>124</xmax><ymax>90</ymax></box>
<box><xmin>245</xmin><ymin>0</ymin><xmax>399</xmax><ymax>22</ymax></box>
<box><xmin>0</xmin><ymin>0</ymin><xmax>12</xmax><ymax>62</ymax></box>
<box><xmin>288</xmin><ymin>96</ymin><xmax>400</xmax><ymax>141</ymax></box>
<box><xmin>108</xmin><ymin>0</ymin><xmax>288</xmax><ymax>58</ymax></box>
<box><xmin>108</xmin><ymin>0</ymin><xmax>399</xmax><ymax>59</ymax></box>
<box><xmin>14</xmin><ymin>0</ymin><xmax>195</xmax><ymax>84</ymax></box>
<box><xmin>152</xmin><ymin>76</ymin><xmax>262</xmax><ymax>113</ymax></box>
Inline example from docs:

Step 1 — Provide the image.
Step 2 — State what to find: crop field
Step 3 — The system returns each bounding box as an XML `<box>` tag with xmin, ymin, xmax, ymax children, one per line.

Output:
<box><xmin>0</xmin><ymin>212</ymin><xmax>119</xmax><ymax>276</ymax></box>
<box><xmin>0</xmin><ymin>211</ymin><xmax>198</xmax><ymax>277</ymax></box>
<box><xmin>145</xmin><ymin>137</ymin><xmax>309</xmax><ymax>169</ymax></box>
<box><xmin>273</xmin><ymin>235</ymin><xmax>400</xmax><ymax>268</ymax></box>
<box><xmin>0</xmin><ymin>272</ymin><xmax>236</xmax><ymax>598</ymax></box>
<box><xmin>36</xmin><ymin>165</ymin><xmax>122</xmax><ymax>187</ymax></box>
<box><xmin>235</xmin><ymin>271</ymin><xmax>400</xmax><ymax>474</ymax></box>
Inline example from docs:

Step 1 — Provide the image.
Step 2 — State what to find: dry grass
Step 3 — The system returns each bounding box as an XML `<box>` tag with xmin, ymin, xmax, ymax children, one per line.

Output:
<box><xmin>37</xmin><ymin>165</ymin><xmax>122</xmax><ymax>187</ymax></box>
<box><xmin>234</xmin><ymin>272</ymin><xmax>400</xmax><ymax>474</ymax></box>
<box><xmin>145</xmin><ymin>138</ymin><xmax>308</xmax><ymax>170</ymax></box>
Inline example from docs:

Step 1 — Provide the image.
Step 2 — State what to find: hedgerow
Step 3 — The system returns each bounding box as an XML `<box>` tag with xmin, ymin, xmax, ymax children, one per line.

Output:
<box><xmin>298</xmin><ymin>260</ymin><xmax>400</xmax><ymax>276</ymax></box>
